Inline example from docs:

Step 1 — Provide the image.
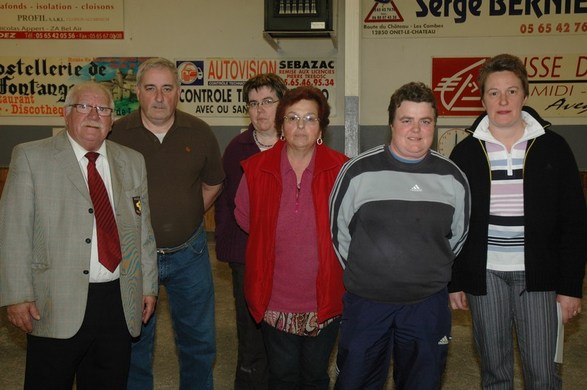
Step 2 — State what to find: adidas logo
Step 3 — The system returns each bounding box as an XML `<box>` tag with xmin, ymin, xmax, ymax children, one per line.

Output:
<box><xmin>410</xmin><ymin>184</ymin><xmax>422</xmax><ymax>192</ymax></box>
<box><xmin>438</xmin><ymin>335</ymin><xmax>451</xmax><ymax>345</ymax></box>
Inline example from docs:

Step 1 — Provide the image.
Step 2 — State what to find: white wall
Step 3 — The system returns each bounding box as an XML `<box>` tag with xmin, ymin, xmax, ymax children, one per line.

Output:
<box><xmin>1</xmin><ymin>1</ymin><xmax>585</xmax><ymax>166</ymax></box>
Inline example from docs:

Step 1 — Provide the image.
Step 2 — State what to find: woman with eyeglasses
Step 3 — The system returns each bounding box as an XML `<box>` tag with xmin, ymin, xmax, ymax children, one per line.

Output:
<box><xmin>234</xmin><ymin>86</ymin><xmax>348</xmax><ymax>389</ymax></box>
<box><xmin>214</xmin><ymin>73</ymin><xmax>287</xmax><ymax>390</ymax></box>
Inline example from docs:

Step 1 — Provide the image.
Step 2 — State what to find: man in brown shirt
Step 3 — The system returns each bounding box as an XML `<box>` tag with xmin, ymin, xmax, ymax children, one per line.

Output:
<box><xmin>110</xmin><ymin>57</ymin><xmax>224</xmax><ymax>390</ymax></box>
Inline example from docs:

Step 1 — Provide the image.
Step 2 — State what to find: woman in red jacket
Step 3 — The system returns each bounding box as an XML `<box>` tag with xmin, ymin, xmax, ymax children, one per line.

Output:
<box><xmin>235</xmin><ymin>86</ymin><xmax>348</xmax><ymax>389</ymax></box>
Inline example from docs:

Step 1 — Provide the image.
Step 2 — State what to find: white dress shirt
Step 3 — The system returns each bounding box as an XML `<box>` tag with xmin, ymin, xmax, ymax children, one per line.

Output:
<box><xmin>68</xmin><ymin>133</ymin><xmax>120</xmax><ymax>282</ymax></box>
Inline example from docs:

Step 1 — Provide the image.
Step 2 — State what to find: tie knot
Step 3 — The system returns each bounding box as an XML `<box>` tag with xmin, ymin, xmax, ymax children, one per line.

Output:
<box><xmin>86</xmin><ymin>152</ymin><xmax>99</xmax><ymax>164</ymax></box>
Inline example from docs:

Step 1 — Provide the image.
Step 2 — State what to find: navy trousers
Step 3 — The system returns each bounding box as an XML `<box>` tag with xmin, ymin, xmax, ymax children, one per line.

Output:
<box><xmin>335</xmin><ymin>289</ymin><xmax>451</xmax><ymax>390</ymax></box>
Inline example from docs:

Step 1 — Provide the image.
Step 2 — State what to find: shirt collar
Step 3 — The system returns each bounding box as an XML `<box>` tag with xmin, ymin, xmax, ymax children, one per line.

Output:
<box><xmin>66</xmin><ymin>131</ymin><xmax>108</xmax><ymax>163</ymax></box>
<box><xmin>473</xmin><ymin>111</ymin><xmax>545</xmax><ymax>144</ymax></box>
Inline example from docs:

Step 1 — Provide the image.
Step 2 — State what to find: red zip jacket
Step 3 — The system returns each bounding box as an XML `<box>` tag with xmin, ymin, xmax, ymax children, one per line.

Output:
<box><xmin>241</xmin><ymin>140</ymin><xmax>348</xmax><ymax>324</ymax></box>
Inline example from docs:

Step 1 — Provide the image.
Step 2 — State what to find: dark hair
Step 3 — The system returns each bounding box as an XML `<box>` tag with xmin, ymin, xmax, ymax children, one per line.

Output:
<box><xmin>242</xmin><ymin>73</ymin><xmax>288</xmax><ymax>103</ymax></box>
<box><xmin>275</xmin><ymin>86</ymin><xmax>330</xmax><ymax>133</ymax></box>
<box><xmin>478</xmin><ymin>54</ymin><xmax>529</xmax><ymax>97</ymax></box>
<box><xmin>388</xmin><ymin>82</ymin><xmax>437</xmax><ymax>125</ymax></box>
<box><xmin>137</xmin><ymin>57</ymin><xmax>180</xmax><ymax>87</ymax></box>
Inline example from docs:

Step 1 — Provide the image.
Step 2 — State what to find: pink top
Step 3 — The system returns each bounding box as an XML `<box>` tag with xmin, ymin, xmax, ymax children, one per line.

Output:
<box><xmin>235</xmin><ymin>147</ymin><xmax>319</xmax><ymax>313</ymax></box>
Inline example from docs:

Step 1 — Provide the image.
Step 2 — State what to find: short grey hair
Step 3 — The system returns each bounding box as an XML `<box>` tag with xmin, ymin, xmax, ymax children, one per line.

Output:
<box><xmin>64</xmin><ymin>81</ymin><xmax>114</xmax><ymax>114</ymax></box>
<box><xmin>137</xmin><ymin>57</ymin><xmax>180</xmax><ymax>87</ymax></box>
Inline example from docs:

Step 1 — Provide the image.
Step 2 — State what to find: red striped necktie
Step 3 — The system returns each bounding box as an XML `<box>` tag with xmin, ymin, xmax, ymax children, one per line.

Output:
<box><xmin>86</xmin><ymin>152</ymin><xmax>121</xmax><ymax>272</ymax></box>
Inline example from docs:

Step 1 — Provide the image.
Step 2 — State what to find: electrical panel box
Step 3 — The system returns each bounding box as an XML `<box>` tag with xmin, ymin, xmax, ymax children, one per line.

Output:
<box><xmin>264</xmin><ymin>0</ymin><xmax>333</xmax><ymax>32</ymax></box>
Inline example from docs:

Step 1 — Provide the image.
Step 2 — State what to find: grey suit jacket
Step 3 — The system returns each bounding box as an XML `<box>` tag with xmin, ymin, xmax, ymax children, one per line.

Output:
<box><xmin>0</xmin><ymin>130</ymin><xmax>158</xmax><ymax>338</ymax></box>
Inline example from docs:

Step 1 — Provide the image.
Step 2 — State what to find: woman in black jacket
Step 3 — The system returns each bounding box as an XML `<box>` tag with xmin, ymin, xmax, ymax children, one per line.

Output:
<box><xmin>449</xmin><ymin>53</ymin><xmax>587</xmax><ymax>389</ymax></box>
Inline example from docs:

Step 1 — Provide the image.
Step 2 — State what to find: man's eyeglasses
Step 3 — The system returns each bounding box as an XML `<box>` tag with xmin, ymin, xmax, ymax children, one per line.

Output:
<box><xmin>247</xmin><ymin>98</ymin><xmax>278</xmax><ymax>109</ymax></box>
<box><xmin>69</xmin><ymin>104</ymin><xmax>113</xmax><ymax>117</ymax></box>
<box><xmin>283</xmin><ymin>114</ymin><xmax>320</xmax><ymax>126</ymax></box>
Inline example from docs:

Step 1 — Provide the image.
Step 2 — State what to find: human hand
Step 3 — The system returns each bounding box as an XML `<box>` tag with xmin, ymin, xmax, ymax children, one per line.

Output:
<box><xmin>142</xmin><ymin>295</ymin><xmax>157</xmax><ymax>324</ymax></box>
<box><xmin>6</xmin><ymin>302</ymin><xmax>41</xmax><ymax>333</ymax></box>
<box><xmin>557</xmin><ymin>295</ymin><xmax>582</xmax><ymax>324</ymax></box>
<box><xmin>449</xmin><ymin>291</ymin><xmax>469</xmax><ymax>310</ymax></box>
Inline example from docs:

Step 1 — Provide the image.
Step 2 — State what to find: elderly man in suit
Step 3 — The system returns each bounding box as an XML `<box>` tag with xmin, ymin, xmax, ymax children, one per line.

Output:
<box><xmin>0</xmin><ymin>81</ymin><xmax>158</xmax><ymax>389</ymax></box>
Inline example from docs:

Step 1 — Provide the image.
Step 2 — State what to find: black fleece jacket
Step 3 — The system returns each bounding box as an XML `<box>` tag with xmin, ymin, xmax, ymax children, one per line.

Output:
<box><xmin>449</xmin><ymin>107</ymin><xmax>587</xmax><ymax>297</ymax></box>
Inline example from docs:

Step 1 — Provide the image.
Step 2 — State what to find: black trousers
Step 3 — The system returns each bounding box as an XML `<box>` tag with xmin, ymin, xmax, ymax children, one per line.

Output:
<box><xmin>24</xmin><ymin>280</ymin><xmax>132</xmax><ymax>390</ymax></box>
<box><xmin>230</xmin><ymin>262</ymin><xmax>269</xmax><ymax>389</ymax></box>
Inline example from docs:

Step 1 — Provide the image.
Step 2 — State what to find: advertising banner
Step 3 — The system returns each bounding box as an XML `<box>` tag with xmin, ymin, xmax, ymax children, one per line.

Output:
<box><xmin>0</xmin><ymin>57</ymin><xmax>337</xmax><ymax>118</ymax></box>
<box><xmin>363</xmin><ymin>0</ymin><xmax>587</xmax><ymax>39</ymax></box>
<box><xmin>432</xmin><ymin>54</ymin><xmax>587</xmax><ymax>118</ymax></box>
<box><xmin>0</xmin><ymin>0</ymin><xmax>123</xmax><ymax>39</ymax></box>
<box><xmin>0</xmin><ymin>57</ymin><xmax>147</xmax><ymax>117</ymax></box>
<box><xmin>178</xmin><ymin>58</ymin><xmax>336</xmax><ymax>117</ymax></box>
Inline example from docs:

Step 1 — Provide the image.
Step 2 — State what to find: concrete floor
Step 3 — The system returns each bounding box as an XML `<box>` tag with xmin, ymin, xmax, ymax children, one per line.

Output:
<box><xmin>1</xmin><ymin>239</ymin><xmax>586</xmax><ymax>389</ymax></box>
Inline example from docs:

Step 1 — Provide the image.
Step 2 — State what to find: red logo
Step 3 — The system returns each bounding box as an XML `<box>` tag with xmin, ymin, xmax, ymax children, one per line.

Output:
<box><xmin>364</xmin><ymin>0</ymin><xmax>403</xmax><ymax>23</ymax></box>
<box><xmin>178</xmin><ymin>62</ymin><xmax>203</xmax><ymax>85</ymax></box>
<box><xmin>432</xmin><ymin>57</ymin><xmax>488</xmax><ymax>117</ymax></box>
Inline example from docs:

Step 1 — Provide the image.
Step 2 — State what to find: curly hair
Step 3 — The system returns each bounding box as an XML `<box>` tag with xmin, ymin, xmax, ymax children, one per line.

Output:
<box><xmin>275</xmin><ymin>86</ymin><xmax>330</xmax><ymax>134</ymax></box>
<box><xmin>388</xmin><ymin>82</ymin><xmax>437</xmax><ymax>125</ymax></box>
